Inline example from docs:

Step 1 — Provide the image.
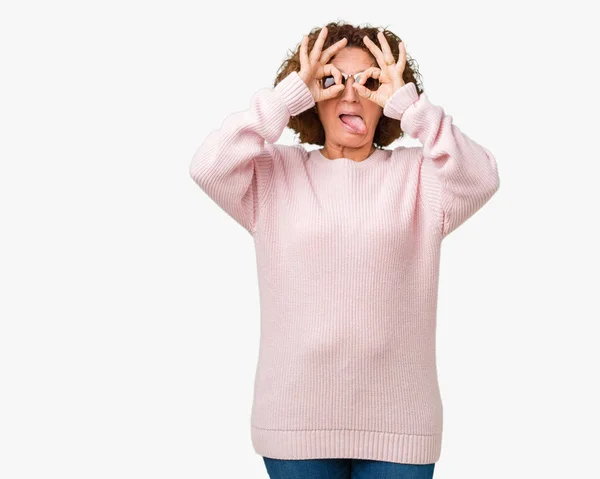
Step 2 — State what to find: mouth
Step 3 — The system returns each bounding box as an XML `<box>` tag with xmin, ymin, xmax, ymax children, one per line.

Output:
<box><xmin>338</xmin><ymin>114</ymin><xmax>363</xmax><ymax>120</ymax></box>
<box><xmin>338</xmin><ymin>113</ymin><xmax>367</xmax><ymax>134</ymax></box>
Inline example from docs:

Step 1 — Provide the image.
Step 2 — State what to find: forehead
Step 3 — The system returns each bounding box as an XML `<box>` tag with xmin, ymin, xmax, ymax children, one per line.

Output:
<box><xmin>329</xmin><ymin>48</ymin><xmax>375</xmax><ymax>75</ymax></box>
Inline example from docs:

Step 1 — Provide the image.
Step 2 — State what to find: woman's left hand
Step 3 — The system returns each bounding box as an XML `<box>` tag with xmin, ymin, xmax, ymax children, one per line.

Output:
<box><xmin>352</xmin><ymin>32</ymin><xmax>407</xmax><ymax>108</ymax></box>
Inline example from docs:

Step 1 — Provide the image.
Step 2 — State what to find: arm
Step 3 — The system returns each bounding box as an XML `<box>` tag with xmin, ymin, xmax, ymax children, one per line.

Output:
<box><xmin>189</xmin><ymin>71</ymin><xmax>315</xmax><ymax>235</ymax></box>
<box><xmin>383</xmin><ymin>82</ymin><xmax>500</xmax><ymax>238</ymax></box>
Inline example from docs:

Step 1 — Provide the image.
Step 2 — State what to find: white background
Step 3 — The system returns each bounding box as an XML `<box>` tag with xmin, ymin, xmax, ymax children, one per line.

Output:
<box><xmin>1</xmin><ymin>1</ymin><xmax>599</xmax><ymax>478</ymax></box>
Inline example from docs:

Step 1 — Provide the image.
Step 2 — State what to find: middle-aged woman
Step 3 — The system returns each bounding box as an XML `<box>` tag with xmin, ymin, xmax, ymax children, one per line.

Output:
<box><xmin>190</xmin><ymin>20</ymin><xmax>500</xmax><ymax>479</ymax></box>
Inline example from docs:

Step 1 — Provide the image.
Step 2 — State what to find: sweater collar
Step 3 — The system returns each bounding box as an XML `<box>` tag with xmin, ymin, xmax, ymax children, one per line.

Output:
<box><xmin>310</xmin><ymin>148</ymin><xmax>388</xmax><ymax>169</ymax></box>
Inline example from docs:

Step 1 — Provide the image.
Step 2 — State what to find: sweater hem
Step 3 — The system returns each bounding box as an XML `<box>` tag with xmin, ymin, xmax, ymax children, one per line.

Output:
<box><xmin>251</xmin><ymin>425</ymin><xmax>441</xmax><ymax>464</ymax></box>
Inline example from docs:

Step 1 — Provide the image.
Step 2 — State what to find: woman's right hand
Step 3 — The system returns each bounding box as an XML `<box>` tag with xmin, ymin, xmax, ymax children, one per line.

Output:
<box><xmin>297</xmin><ymin>26</ymin><xmax>348</xmax><ymax>103</ymax></box>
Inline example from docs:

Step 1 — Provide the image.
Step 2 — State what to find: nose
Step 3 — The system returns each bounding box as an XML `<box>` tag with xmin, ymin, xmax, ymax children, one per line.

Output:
<box><xmin>340</xmin><ymin>76</ymin><xmax>360</xmax><ymax>101</ymax></box>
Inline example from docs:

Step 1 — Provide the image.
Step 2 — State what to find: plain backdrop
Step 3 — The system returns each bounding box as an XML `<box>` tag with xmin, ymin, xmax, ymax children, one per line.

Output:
<box><xmin>1</xmin><ymin>1</ymin><xmax>599</xmax><ymax>478</ymax></box>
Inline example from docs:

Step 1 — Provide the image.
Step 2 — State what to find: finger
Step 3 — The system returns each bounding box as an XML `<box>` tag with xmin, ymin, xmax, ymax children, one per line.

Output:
<box><xmin>352</xmin><ymin>82</ymin><xmax>373</xmax><ymax>101</ymax></box>
<box><xmin>395</xmin><ymin>41</ymin><xmax>406</xmax><ymax>74</ymax></box>
<box><xmin>323</xmin><ymin>63</ymin><xmax>342</xmax><ymax>85</ymax></box>
<box><xmin>317</xmin><ymin>64</ymin><xmax>344</xmax><ymax>100</ymax></box>
<box><xmin>320</xmin><ymin>84</ymin><xmax>345</xmax><ymax>100</ymax></box>
<box><xmin>363</xmin><ymin>35</ymin><xmax>386</xmax><ymax>71</ymax></box>
<box><xmin>319</xmin><ymin>37</ymin><xmax>347</xmax><ymax>64</ymax></box>
<box><xmin>355</xmin><ymin>67</ymin><xmax>381</xmax><ymax>85</ymax></box>
<box><xmin>300</xmin><ymin>35</ymin><xmax>309</xmax><ymax>71</ymax></box>
<box><xmin>310</xmin><ymin>26</ymin><xmax>328</xmax><ymax>63</ymax></box>
<box><xmin>377</xmin><ymin>31</ymin><xmax>396</xmax><ymax>66</ymax></box>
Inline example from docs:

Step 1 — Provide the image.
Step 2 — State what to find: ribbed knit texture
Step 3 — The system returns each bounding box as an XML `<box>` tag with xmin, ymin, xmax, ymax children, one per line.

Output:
<box><xmin>189</xmin><ymin>71</ymin><xmax>500</xmax><ymax>464</ymax></box>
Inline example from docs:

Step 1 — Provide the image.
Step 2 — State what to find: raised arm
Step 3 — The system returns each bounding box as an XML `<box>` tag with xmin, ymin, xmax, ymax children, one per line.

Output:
<box><xmin>383</xmin><ymin>82</ymin><xmax>500</xmax><ymax>238</ymax></box>
<box><xmin>189</xmin><ymin>71</ymin><xmax>315</xmax><ymax>235</ymax></box>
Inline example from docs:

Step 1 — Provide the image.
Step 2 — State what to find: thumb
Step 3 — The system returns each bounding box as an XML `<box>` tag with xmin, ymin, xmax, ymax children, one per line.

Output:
<box><xmin>352</xmin><ymin>82</ymin><xmax>371</xmax><ymax>99</ymax></box>
<box><xmin>320</xmin><ymin>84</ymin><xmax>345</xmax><ymax>100</ymax></box>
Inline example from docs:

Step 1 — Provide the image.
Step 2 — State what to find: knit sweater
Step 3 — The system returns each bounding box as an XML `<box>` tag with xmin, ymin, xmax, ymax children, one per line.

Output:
<box><xmin>189</xmin><ymin>71</ymin><xmax>500</xmax><ymax>464</ymax></box>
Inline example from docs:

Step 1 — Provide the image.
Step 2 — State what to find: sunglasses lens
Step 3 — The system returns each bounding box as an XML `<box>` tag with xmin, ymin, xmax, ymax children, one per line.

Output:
<box><xmin>322</xmin><ymin>75</ymin><xmax>336</xmax><ymax>89</ymax></box>
<box><xmin>364</xmin><ymin>78</ymin><xmax>380</xmax><ymax>91</ymax></box>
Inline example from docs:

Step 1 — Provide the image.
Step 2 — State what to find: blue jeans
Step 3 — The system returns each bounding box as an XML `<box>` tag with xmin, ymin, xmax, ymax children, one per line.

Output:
<box><xmin>262</xmin><ymin>457</ymin><xmax>436</xmax><ymax>478</ymax></box>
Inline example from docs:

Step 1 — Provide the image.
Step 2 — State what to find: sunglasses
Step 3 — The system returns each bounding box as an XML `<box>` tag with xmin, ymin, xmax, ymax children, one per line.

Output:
<box><xmin>322</xmin><ymin>71</ymin><xmax>380</xmax><ymax>91</ymax></box>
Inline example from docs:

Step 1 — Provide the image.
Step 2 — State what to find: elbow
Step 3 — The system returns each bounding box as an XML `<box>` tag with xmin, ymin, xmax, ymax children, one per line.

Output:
<box><xmin>492</xmin><ymin>172</ymin><xmax>500</xmax><ymax>196</ymax></box>
<box><xmin>482</xmin><ymin>147</ymin><xmax>500</xmax><ymax>200</ymax></box>
<box><xmin>487</xmin><ymin>169</ymin><xmax>500</xmax><ymax>200</ymax></box>
<box><xmin>189</xmin><ymin>144</ymin><xmax>202</xmax><ymax>183</ymax></box>
<box><xmin>189</xmin><ymin>146</ymin><xmax>214</xmax><ymax>188</ymax></box>
<box><xmin>479</xmin><ymin>170</ymin><xmax>500</xmax><ymax>210</ymax></box>
<box><xmin>189</xmin><ymin>154</ymin><xmax>201</xmax><ymax>184</ymax></box>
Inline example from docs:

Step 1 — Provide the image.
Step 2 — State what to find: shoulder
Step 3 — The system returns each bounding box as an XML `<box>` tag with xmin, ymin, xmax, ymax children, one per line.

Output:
<box><xmin>271</xmin><ymin>143</ymin><xmax>307</xmax><ymax>157</ymax></box>
<box><xmin>251</xmin><ymin>143</ymin><xmax>307</xmax><ymax>168</ymax></box>
<box><xmin>269</xmin><ymin>144</ymin><xmax>309</xmax><ymax>168</ymax></box>
<box><xmin>388</xmin><ymin>144</ymin><xmax>425</xmax><ymax>166</ymax></box>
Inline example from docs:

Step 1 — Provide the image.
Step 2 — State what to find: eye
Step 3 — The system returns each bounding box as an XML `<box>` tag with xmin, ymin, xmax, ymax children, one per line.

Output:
<box><xmin>322</xmin><ymin>75</ymin><xmax>336</xmax><ymax>89</ymax></box>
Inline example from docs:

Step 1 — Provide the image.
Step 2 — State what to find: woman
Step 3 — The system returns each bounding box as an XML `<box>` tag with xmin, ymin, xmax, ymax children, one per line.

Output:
<box><xmin>190</xmin><ymin>21</ymin><xmax>500</xmax><ymax>479</ymax></box>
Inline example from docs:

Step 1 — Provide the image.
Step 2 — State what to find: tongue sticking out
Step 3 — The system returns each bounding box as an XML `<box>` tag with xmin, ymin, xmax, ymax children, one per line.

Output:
<box><xmin>340</xmin><ymin>114</ymin><xmax>367</xmax><ymax>134</ymax></box>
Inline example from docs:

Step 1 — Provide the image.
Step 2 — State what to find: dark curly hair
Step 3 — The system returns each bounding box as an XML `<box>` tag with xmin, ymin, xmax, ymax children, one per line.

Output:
<box><xmin>273</xmin><ymin>20</ymin><xmax>424</xmax><ymax>148</ymax></box>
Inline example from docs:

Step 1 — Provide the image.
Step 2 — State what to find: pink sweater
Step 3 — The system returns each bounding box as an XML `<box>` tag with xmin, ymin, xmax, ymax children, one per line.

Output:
<box><xmin>189</xmin><ymin>71</ymin><xmax>500</xmax><ymax>464</ymax></box>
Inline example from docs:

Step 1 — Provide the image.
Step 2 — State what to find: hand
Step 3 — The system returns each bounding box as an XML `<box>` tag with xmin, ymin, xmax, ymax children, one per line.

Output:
<box><xmin>297</xmin><ymin>26</ymin><xmax>349</xmax><ymax>103</ymax></box>
<box><xmin>351</xmin><ymin>32</ymin><xmax>407</xmax><ymax>108</ymax></box>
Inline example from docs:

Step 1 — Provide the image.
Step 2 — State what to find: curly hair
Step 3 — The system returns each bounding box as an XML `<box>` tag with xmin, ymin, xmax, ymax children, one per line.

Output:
<box><xmin>273</xmin><ymin>20</ymin><xmax>424</xmax><ymax>148</ymax></box>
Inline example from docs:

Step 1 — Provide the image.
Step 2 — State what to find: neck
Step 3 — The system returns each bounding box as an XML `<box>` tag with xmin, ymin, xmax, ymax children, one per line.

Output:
<box><xmin>321</xmin><ymin>143</ymin><xmax>376</xmax><ymax>162</ymax></box>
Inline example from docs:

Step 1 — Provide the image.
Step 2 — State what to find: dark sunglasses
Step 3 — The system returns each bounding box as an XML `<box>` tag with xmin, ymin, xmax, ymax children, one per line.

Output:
<box><xmin>322</xmin><ymin>71</ymin><xmax>380</xmax><ymax>91</ymax></box>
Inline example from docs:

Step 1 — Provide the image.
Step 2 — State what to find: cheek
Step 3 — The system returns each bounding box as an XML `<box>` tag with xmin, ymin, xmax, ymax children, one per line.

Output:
<box><xmin>318</xmin><ymin>105</ymin><xmax>340</xmax><ymax>128</ymax></box>
<box><xmin>365</xmin><ymin>107</ymin><xmax>383</xmax><ymax>127</ymax></box>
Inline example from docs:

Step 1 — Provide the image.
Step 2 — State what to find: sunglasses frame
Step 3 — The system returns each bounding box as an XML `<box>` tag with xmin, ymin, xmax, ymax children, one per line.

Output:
<box><xmin>322</xmin><ymin>70</ymin><xmax>379</xmax><ymax>90</ymax></box>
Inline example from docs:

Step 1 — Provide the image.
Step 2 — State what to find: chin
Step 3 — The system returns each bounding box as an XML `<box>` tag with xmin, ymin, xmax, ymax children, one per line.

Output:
<box><xmin>337</xmin><ymin>130</ymin><xmax>371</xmax><ymax>142</ymax></box>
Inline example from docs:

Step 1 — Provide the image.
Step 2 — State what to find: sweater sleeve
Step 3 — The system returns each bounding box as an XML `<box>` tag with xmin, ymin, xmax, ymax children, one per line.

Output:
<box><xmin>383</xmin><ymin>82</ymin><xmax>500</xmax><ymax>238</ymax></box>
<box><xmin>189</xmin><ymin>71</ymin><xmax>315</xmax><ymax>235</ymax></box>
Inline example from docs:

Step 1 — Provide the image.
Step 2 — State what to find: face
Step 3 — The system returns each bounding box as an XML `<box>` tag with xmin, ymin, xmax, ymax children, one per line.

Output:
<box><xmin>316</xmin><ymin>47</ymin><xmax>383</xmax><ymax>152</ymax></box>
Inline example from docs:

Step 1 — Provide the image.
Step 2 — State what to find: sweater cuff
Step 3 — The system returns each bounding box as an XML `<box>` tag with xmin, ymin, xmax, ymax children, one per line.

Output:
<box><xmin>383</xmin><ymin>82</ymin><xmax>419</xmax><ymax>120</ymax></box>
<box><xmin>274</xmin><ymin>71</ymin><xmax>316</xmax><ymax>118</ymax></box>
